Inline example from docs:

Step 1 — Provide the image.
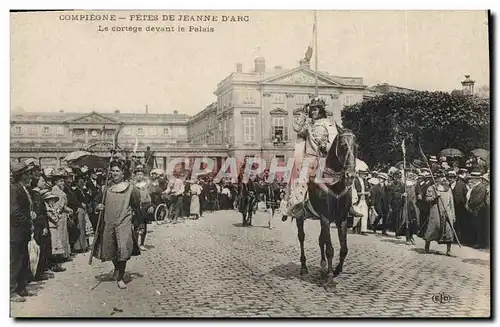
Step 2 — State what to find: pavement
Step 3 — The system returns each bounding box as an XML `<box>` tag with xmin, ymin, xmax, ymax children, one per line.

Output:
<box><xmin>11</xmin><ymin>209</ymin><xmax>491</xmax><ymax>318</ymax></box>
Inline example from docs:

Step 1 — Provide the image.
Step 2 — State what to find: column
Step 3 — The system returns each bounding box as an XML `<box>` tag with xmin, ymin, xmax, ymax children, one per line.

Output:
<box><xmin>262</xmin><ymin>92</ymin><xmax>272</xmax><ymax>144</ymax></box>
<box><xmin>84</xmin><ymin>129</ymin><xmax>89</xmax><ymax>144</ymax></box>
<box><xmin>68</xmin><ymin>129</ymin><xmax>73</xmax><ymax>142</ymax></box>
<box><xmin>330</xmin><ymin>92</ymin><xmax>341</xmax><ymax>123</ymax></box>
<box><xmin>286</xmin><ymin>93</ymin><xmax>294</xmax><ymax>143</ymax></box>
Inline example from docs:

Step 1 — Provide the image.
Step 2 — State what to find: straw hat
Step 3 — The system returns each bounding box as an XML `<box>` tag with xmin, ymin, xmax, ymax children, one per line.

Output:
<box><xmin>42</xmin><ymin>191</ymin><xmax>59</xmax><ymax>202</ymax></box>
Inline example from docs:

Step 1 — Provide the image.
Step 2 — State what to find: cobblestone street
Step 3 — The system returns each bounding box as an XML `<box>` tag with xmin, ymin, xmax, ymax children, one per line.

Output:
<box><xmin>11</xmin><ymin>209</ymin><xmax>491</xmax><ymax>318</ymax></box>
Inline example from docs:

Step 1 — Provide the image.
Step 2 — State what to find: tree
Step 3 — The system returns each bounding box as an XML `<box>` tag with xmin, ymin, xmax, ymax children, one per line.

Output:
<box><xmin>341</xmin><ymin>91</ymin><xmax>490</xmax><ymax>167</ymax></box>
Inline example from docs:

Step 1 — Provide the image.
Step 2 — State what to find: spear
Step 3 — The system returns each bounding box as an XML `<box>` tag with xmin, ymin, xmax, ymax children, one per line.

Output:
<box><xmin>418</xmin><ymin>143</ymin><xmax>462</xmax><ymax>247</ymax></box>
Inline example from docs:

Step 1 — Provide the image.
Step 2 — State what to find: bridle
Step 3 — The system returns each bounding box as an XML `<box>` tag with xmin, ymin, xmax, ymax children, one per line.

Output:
<box><xmin>334</xmin><ymin>131</ymin><xmax>356</xmax><ymax>174</ymax></box>
<box><xmin>314</xmin><ymin>131</ymin><xmax>357</xmax><ymax>199</ymax></box>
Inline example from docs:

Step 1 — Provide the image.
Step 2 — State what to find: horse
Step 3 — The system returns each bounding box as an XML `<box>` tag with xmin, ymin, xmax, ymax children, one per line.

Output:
<box><xmin>294</xmin><ymin>123</ymin><xmax>357</xmax><ymax>291</ymax></box>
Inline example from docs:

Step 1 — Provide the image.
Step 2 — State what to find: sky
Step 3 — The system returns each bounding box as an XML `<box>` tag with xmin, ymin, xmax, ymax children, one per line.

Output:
<box><xmin>10</xmin><ymin>10</ymin><xmax>490</xmax><ymax>116</ymax></box>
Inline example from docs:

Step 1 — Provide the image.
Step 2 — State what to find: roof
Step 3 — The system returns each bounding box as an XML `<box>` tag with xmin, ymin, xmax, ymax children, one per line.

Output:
<box><xmin>10</xmin><ymin>111</ymin><xmax>191</xmax><ymax>124</ymax></box>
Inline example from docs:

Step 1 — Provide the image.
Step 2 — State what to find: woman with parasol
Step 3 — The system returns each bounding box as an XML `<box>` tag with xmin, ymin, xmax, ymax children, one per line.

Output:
<box><xmin>93</xmin><ymin>159</ymin><xmax>144</xmax><ymax>289</ymax></box>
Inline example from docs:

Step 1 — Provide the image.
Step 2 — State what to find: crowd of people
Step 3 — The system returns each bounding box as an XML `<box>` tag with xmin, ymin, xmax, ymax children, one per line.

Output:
<box><xmin>10</xmin><ymin>147</ymin><xmax>490</xmax><ymax>302</ymax></box>
<box><xmin>347</xmin><ymin>155</ymin><xmax>490</xmax><ymax>256</ymax></box>
<box><xmin>9</xmin><ymin>155</ymin><xmax>288</xmax><ymax>301</ymax></box>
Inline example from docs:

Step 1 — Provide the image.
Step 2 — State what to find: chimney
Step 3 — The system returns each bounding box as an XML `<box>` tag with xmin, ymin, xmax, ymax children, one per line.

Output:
<box><xmin>173</xmin><ymin>110</ymin><xmax>178</xmax><ymax>114</ymax></box>
<box><xmin>254</xmin><ymin>57</ymin><xmax>265</xmax><ymax>73</ymax></box>
<box><xmin>236</xmin><ymin>63</ymin><xmax>243</xmax><ymax>72</ymax></box>
<box><xmin>114</xmin><ymin>109</ymin><xmax>120</xmax><ymax>114</ymax></box>
<box><xmin>145</xmin><ymin>104</ymin><xmax>148</xmax><ymax>114</ymax></box>
<box><xmin>299</xmin><ymin>59</ymin><xmax>310</xmax><ymax>68</ymax></box>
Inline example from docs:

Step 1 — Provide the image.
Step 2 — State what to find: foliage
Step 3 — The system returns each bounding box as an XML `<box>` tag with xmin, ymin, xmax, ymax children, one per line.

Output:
<box><xmin>341</xmin><ymin>91</ymin><xmax>490</xmax><ymax>167</ymax></box>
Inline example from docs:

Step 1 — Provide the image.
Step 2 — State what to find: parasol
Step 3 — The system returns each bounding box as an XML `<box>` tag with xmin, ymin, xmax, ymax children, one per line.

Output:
<box><xmin>355</xmin><ymin>159</ymin><xmax>369</xmax><ymax>172</ymax></box>
<box><xmin>439</xmin><ymin>148</ymin><xmax>464</xmax><ymax>158</ymax></box>
<box><xmin>63</xmin><ymin>150</ymin><xmax>109</xmax><ymax>169</ymax></box>
<box><xmin>471</xmin><ymin>149</ymin><xmax>489</xmax><ymax>161</ymax></box>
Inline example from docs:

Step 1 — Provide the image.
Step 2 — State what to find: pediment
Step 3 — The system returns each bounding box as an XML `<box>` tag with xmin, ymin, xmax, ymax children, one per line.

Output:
<box><xmin>262</xmin><ymin>67</ymin><xmax>342</xmax><ymax>86</ymax></box>
<box><xmin>66</xmin><ymin>112</ymin><xmax>119</xmax><ymax>124</ymax></box>
<box><xmin>269</xmin><ymin>108</ymin><xmax>288</xmax><ymax>115</ymax></box>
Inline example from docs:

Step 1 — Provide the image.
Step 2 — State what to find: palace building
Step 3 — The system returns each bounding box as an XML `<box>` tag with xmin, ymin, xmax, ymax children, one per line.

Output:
<box><xmin>11</xmin><ymin>55</ymin><xmax>416</xmax><ymax>172</ymax></box>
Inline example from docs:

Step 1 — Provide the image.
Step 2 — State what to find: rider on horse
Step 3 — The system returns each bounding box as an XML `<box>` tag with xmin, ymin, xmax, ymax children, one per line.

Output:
<box><xmin>283</xmin><ymin>97</ymin><xmax>338</xmax><ymax>220</ymax></box>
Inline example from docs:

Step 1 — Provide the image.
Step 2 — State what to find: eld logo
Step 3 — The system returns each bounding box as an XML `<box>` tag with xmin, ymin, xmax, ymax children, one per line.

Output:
<box><xmin>432</xmin><ymin>293</ymin><xmax>452</xmax><ymax>304</ymax></box>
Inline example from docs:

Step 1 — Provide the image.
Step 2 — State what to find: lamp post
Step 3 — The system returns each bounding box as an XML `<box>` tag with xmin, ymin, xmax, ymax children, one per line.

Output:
<box><xmin>461</xmin><ymin>74</ymin><xmax>475</xmax><ymax>96</ymax></box>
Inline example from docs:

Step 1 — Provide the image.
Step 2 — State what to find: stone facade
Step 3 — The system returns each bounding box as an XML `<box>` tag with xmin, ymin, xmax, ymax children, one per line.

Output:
<box><xmin>10</xmin><ymin>110</ymin><xmax>227</xmax><ymax>171</ymax></box>
<box><xmin>210</xmin><ymin>57</ymin><xmax>366</xmax><ymax>165</ymax></box>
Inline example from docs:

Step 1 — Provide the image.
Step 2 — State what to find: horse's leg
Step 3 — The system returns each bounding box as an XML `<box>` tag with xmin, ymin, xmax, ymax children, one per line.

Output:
<box><xmin>320</xmin><ymin>216</ymin><xmax>336</xmax><ymax>291</ymax></box>
<box><xmin>319</xmin><ymin>225</ymin><xmax>327</xmax><ymax>277</ymax></box>
<box><xmin>296</xmin><ymin>218</ymin><xmax>308</xmax><ymax>275</ymax></box>
<box><xmin>334</xmin><ymin>218</ymin><xmax>348</xmax><ymax>276</ymax></box>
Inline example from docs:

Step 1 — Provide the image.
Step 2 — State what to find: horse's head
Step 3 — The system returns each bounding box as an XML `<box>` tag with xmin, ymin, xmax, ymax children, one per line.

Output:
<box><xmin>326</xmin><ymin>123</ymin><xmax>358</xmax><ymax>185</ymax></box>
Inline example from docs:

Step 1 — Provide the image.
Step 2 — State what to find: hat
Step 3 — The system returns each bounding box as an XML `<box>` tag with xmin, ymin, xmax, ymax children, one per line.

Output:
<box><xmin>11</xmin><ymin>162</ymin><xmax>31</xmax><ymax>177</ymax></box>
<box><xmin>481</xmin><ymin>173</ymin><xmax>489</xmax><ymax>182</ymax></box>
<box><xmin>458</xmin><ymin>168</ymin><xmax>468</xmax><ymax>175</ymax></box>
<box><xmin>440</xmin><ymin>156</ymin><xmax>447</xmax><ymax>162</ymax></box>
<box><xmin>64</xmin><ymin>167</ymin><xmax>74</xmax><ymax>175</ymax></box>
<box><xmin>134</xmin><ymin>165</ymin><xmax>144</xmax><ymax>173</ymax></box>
<box><xmin>368</xmin><ymin>177</ymin><xmax>380</xmax><ymax>185</ymax></box>
<box><xmin>50</xmin><ymin>167</ymin><xmax>68</xmax><ymax>178</ymax></box>
<box><xmin>42</xmin><ymin>191</ymin><xmax>59</xmax><ymax>202</ymax></box>
<box><xmin>24</xmin><ymin>158</ymin><xmax>39</xmax><ymax>169</ymax></box>
<box><xmin>447</xmin><ymin>171</ymin><xmax>457</xmax><ymax>177</ymax></box>
<box><xmin>377</xmin><ymin>173</ymin><xmax>389</xmax><ymax>180</ymax></box>
<box><xmin>470</xmin><ymin>171</ymin><xmax>482</xmax><ymax>177</ymax></box>
<box><xmin>442</xmin><ymin>162</ymin><xmax>451</xmax><ymax>170</ymax></box>
<box><xmin>429</xmin><ymin>156</ymin><xmax>438</xmax><ymax>163</ymax></box>
<box><xmin>309</xmin><ymin>97</ymin><xmax>326</xmax><ymax>108</ymax></box>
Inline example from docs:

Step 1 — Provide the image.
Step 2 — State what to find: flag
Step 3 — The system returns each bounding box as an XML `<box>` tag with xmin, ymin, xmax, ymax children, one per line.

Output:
<box><xmin>133</xmin><ymin>138</ymin><xmax>138</xmax><ymax>154</ymax></box>
<box><xmin>304</xmin><ymin>21</ymin><xmax>315</xmax><ymax>61</ymax></box>
<box><xmin>401</xmin><ymin>139</ymin><xmax>406</xmax><ymax>156</ymax></box>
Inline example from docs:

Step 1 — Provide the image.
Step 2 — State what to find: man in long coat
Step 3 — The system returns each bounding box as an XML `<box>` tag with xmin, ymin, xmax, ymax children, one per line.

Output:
<box><xmin>10</xmin><ymin>162</ymin><xmax>35</xmax><ymax>302</ymax></box>
<box><xmin>369</xmin><ymin>173</ymin><xmax>390</xmax><ymax>235</ymax></box>
<box><xmin>467</xmin><ymin>173</ymin><xmax>490</xmax><ymax>249</ymax></box>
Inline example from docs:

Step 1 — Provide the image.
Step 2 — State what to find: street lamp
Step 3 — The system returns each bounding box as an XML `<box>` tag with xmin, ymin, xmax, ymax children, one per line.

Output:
<box><xmin>461</xmin><ymin>74</ymin><xmax>475</xmax><ymax>96</ymax></box>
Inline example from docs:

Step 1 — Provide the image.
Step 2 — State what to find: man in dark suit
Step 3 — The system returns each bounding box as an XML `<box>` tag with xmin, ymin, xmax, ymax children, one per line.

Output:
<box><xmin>369</xmin><ymin>173</ymin><xmax>389</xmax><ymax>235</ymax></box>
<box><xmin>10</xmin><ymin>162</ymin><xmax>35</xmax><ymax>302</ymax></box>
<box><xmin>452</xmin><ymin>169</ymin><xmax>470</xmax><ymax>245</ymax></box>
<box><xmin>468</xmin><ymin>173</ymin><xmax>490</xmax><ymax>249</ymax></box>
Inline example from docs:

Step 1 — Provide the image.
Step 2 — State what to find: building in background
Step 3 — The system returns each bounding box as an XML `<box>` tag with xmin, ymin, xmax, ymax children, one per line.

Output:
<box><xmin>11</xmin><ymin>55</ymin><xmax>422</xmax><ymax>172</ymax></box>
<box><xmin>10</xmin><ymin>110</ymin><xmax>227</xmax><ymax>171</ymax></box>
<box><xmin>210</xmin><ymin>56</ymin><xmax>367</xmax><ymax>165</ymax></box>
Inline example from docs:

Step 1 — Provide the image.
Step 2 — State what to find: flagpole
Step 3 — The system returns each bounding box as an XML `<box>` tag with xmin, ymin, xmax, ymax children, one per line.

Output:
<box><xmin>314</xmin><ymin>10</ymin><xmax>318</xmax><ymax>97</ymax></box>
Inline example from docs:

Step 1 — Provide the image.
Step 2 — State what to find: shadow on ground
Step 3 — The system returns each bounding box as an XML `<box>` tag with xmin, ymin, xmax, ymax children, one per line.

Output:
<box><xmin>268</xmin><ymin>262</ymin><xmax>326</xmax><ymax>288</ymax></box>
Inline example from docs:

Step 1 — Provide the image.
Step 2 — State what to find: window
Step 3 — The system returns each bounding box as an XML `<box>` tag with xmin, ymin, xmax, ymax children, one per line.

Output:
<box><xmin>57</xmin><ymin>126</ymin><xmax>64</xmax><ymax>136</ymax></box>
<box><xmin>272</xmin><ymin>93</ymin><xmax>285</xmax><ymax>104</ymax></box>
<box><xmin>43</xmin><ymin>126</ymin><xmax>50</xmax><ymax>135</ymax></box>
<box><xmin>29</xmin><ymin>127</ymin><xmax>37</xmax><ymax>135</ymax></box>
<box><xmin>296</xmin><ymin>94</ymin><xmax>309</xmax><ymax>105</ymax></box>
<box><xmin>344</xmin><ymin>95</ymin><xmax>353</xmax><ymax>106</ymax></box>
<box><xmin>243</xmin><ymin>116</ymin><xmax>256</xmax><ymax>142</ymax></box>
<box><xmin>210</xmin><ymin>134</ymin><xmax>215</xmax><ymax>144</ymax></box>
<box><xmin>137</xmin><ymin>128</ymin><xmax>144</xmax><ymax>136</ymax></box>
<box><xmin>163</xmin><ymin>127</ymin><xmax>172</xmax><ymax>136</ymax></box>
<box><xmin>276</xmin><ymin>155</ymin><xmax>285</xmax><ymax>162</ymax></box>
<box><xmin>243</xmin><ymin>90</ymin><xmax>256</xmax><ymax>104</ymax></box>
<box><xmin>271</xmin><ymin>117</ymin><xmax>288</xmax><ymax>142</ymax></box>
<box><xmin>14</xmin><ymin>126</ymin><xmax>22</xmax><ymax>134</ymax></box>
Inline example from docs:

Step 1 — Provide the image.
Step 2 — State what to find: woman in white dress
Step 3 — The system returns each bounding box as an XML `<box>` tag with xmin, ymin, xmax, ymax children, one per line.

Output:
<box><xmin>190</xmin><ymin>181</ymin><xmax>202</xmax><ymax>219</ymax></box>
